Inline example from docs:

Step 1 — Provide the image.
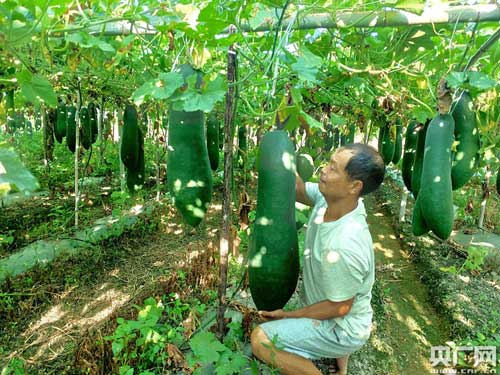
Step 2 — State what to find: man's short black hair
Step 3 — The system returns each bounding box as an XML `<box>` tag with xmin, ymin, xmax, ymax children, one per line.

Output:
<box><xmin>340</xmin><ymin>143</ymin><xmax>385</xmax><ymax>196</ymax></box>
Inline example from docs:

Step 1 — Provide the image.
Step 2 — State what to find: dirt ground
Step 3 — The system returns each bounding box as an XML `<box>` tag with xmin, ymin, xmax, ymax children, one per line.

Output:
<box><xmin>1</xmin><ymin>192</ymin><xmax>452</xmax><ymax>374</ymax></box>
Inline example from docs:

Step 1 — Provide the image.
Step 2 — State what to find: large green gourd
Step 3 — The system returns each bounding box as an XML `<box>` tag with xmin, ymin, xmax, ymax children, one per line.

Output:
<box><xmin>167</xmin><ymin>64</ymin><xmax>213</xmax><ymax>227</ymax></box>
<box><xmin>88</xmin><ymin>101</ymin><xmax>98</xmax><ymax>144</ymax></box>
<box><xmin>249</xmin><ymin>130</ymin><xmax>299</xmax><ymax>311</ymax></box>
<box><xmin>451</xmin><ymin>91</ymin><xmax>480</xmax><ymax>190</ymax></box>
<box><xmin>323</xmin><ymin>124</ymin><xmax>333</xmax><ymax>152</ymax></box>
<box><xmin>66</xmin><ymin>106</ymin><xmax>77</xmax><ymax>153</ymax></box>
<box><xmin>401</xmin><ymin>120</ymin><xmax>419</xmax><ymax>192</ymax></box>
<box><xmin>120</xmin><ymin>104</ymin><xmax>139</xmax><ymax>170</ymax></box>
<box><xmin>392</xmin><ymin>121</ymin><xmax>403</xmax><ymax>164</ymax></box>
<box><xmin>5</xmin><ymin>90</ymin><xmax>15</xmax><ymax>132</ymax></box>
<box><xmin>126</xmin><ymin>128</ymin><xmax>145</xmax><ymax>192</ymax></box>
<box><xmin>80</xmin><ymin>106</ymin><xmax>92</xmax><ymax>150</ymax></box>
<box><xmin>55</xmin><ymin>102</ymin><xmax>67</xmax><ymax>143</ymax></box>
<box><xmin>412</xmin><ymin>196</ymin><xmax>429</xmax><ymax>236</ymax></box>
<box><xmin>378</xmin><ymin>123</ymin><xmax>395</xmax><ymax>164</ymax></box>
<box><xmin>297</xmin><ymin>153</ymin><xmax>314</xmax><ymax>181</ymax></box>
<box><xmin>347</xmin><ymin>123</ymin><xmax>356</xmax><ymax>143</ymax></box>
<box><xmin>414</xmin><ymin>114</ymin><xmax>455</xmax><ymax>240</ymax></box>
<box><xmin>411</xmin><ymin>120</ymin><xmax>429</xmax><ymax>198</ymax></box>
<box><xmin>206</xmin><ymin>112</ymin><xmax>219</xmax><ymax>171</ymax></box>
<box><xmin>340</xmin><ymin>134</ymin><xmax>347</xmax><ymax>146</ymax></box>
<box><xmin>333</xmin><ymin>127</ymin><xmax>340</xmax><ymax>150</ymax></box>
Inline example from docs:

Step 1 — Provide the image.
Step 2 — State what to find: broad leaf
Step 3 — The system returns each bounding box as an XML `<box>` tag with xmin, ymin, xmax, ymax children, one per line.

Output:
<box><xmin>215</xmin><ymin>351</ymin><xmax>248</xmax><ymax>375</ymax></box>
<box><xmin>173</xmin><ymin>75</ymin><xmax>226</xmax><ymax>112</ymax></box>
<box><xmin>412</xmin><ymin>106</ymin><xmax>432</xmax><ymax>124</ymax></box>
<box><xmin>0</xmin><ymin>144</ymin><xmax>39</xmax><ymax>197</ymax></box>
<box><xmin>291</xmin><ymin>47</ymin><xmax>322</xmax><ymax>84</ymax></box>
<box><xmin>132</xmin><ymin>72</ymin><xmax>185</xmax><ymax>105</ymax></box>
<box><xmin>17</xmin><ymin>70</ymin><xmax>57</xmax><ymax>107</ymax></box>
<box><xmin>248</xmin><ymin>3</ymin><xmax>276</xmax><ymax>30</ymax></box>
<box><xmin>394</xmin><ymin>0</ymin><xmax>425</xmax><ymax>14</ymax></box>
<box><xmin>446</xmin><ymin>71</ymin><xmax>467</xmax><ymax>89</ymax></box>
<box><xmin>189</xmin><ymin>331</ymin><xmax>227</xmax><ymax>364</ymax></box>
<box><xmin>330</xmin><ymin>113</ymin><xmax>345</xmax><ymax>126</ymax></box>
<box><xmin>299</xmin><ymin>110</ymin><xmax>323</xmax><ymax>130</ymax></box>
<box><xmin>467</xmin><ymin>71</ymin><xmax>497</xmax><ymax>91</ymax></box>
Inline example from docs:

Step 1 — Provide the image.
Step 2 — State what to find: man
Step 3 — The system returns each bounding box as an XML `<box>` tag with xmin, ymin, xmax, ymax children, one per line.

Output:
<box><xmin>251</xmin><ymin>143</ymin><xmax>385</xmax><ymax>375</ymax></box>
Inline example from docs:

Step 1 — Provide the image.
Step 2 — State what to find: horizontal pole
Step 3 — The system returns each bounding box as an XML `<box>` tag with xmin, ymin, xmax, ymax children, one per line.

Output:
<box><xmin>51</xmin><ymin>4</ymin><xmax>500</xmax><ymax>37</ymax></box>
<box><xmin>240</xmin><ymin>5</ymin><xmax>500</xmax><ymax>31</ymax></box>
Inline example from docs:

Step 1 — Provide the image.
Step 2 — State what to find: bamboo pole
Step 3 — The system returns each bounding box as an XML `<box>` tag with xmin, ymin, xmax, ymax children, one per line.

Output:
<box><xmin>75</xmin><ymin>85</ymin><xmax>82</xmax><ymax>229</ymax></box>
<box><xmin>53</xmin><ymin>5</ymin><xmax>500</xmax><ymax>37</ymax></box>
<box><xmin>217</xmin><ymin>25</ymin><xmax>237</xmax><ymax>339</ymax></box>
<box><xmin>478</xmin><ymin>167</ymin><xmax>491</xmax><ymax>229</ymax></box>
<box><xmin>240</xmin><ymin>5</ymin><xmax>500</xmax><ymax>32</ymax></box>
<box><xmin>98</xmin><ymin>97</ymin><xmax>105</xmax><ymax>167</ymax></box>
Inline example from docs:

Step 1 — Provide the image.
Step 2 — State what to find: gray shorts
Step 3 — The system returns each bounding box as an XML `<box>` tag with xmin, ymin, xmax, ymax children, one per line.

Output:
<box><xmin>259</xmin><ymin>318</ymin><xmax>366</xmax><ymax>360</ymax></box>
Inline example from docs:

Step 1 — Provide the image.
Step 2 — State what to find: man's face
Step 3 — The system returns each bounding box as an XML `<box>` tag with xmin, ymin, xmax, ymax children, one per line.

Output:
<box><xmin>319</xmin><ymin>149</ymin><xmax>357</xmax><ymax>199</ymax></box>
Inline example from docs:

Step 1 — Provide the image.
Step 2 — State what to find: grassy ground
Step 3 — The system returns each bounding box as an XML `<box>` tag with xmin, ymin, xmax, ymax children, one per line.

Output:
<box><xmin>2</xmin><ymin>134</ymin><xmax>498</xmax><ymax>374</ymax></box>
<box><xmin>340</xmin><ymin>193</ymin><xmax>451</xmax><ymax>375</ymax></box>
<box><xmin>373</xmin><ymin>175</ymin><xmax>500</xmax><ymax>373</ymax></box>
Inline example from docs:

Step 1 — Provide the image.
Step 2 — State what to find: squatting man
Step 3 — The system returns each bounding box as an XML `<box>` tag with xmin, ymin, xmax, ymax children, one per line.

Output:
<box><xmin>251</xmin><ymin>143</ymin><xmax>386</xmax><ymax>375</ymax></box>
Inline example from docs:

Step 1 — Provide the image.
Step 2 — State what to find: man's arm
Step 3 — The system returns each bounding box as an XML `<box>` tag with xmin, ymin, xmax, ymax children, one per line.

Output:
<box><xmin>296</xmin><ymin>174</ymin><xmax>314</xmax><ymax>206</ymax></box>
<box><xmin>259</xmin><ymin>297</ymin><xmax>354</xmax><ymax>321</ymax></box>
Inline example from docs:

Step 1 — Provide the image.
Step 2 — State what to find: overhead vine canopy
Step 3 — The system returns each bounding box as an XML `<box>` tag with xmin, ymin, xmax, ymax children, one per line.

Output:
<box><xmin>0</xmin><ymin>0</ymin><xmax>499</xmax><ymax>132</ymax></box>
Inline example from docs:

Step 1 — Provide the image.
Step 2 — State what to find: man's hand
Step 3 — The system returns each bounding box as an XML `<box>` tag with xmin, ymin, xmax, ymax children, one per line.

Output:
<box><xmin>258</xmin><ymin>309</ymin><xmax>287</xmax><ymax>322</ymax></box>
<box><xmin>258</xmin><ymin>298</ymin><xmax>354</xmax><ymax>322</ymax></box>
<box><xmin>296</xmin><ymin>173</ymin><xmax>313</xmax><ymax>206</ymax></box>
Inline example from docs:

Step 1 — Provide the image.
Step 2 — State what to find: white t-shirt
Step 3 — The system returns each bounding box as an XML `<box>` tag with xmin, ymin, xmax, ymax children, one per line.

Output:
<box><xmin>302</xmin><ymin>182</ymin><xmax>375</xmax><ymax>340</ymax></box>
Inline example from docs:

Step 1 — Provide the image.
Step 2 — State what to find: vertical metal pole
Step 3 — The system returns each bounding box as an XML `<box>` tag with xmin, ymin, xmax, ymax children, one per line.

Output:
<box><xmin>74</xmin><ymin>84</ymin><xmax>81</xmax><ymax>228</ymax></box>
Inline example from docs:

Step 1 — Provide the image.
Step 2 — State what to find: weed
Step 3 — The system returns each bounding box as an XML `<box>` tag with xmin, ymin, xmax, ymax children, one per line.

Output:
<box><xmin>440</xmin><ymin>246</ymin><xmax>489</xmax><ymax>275</ymax></box>
<box><xmin>1</xmin><ymin>357</ymin><xmax>26</xmax><ymax>375</ymax></box>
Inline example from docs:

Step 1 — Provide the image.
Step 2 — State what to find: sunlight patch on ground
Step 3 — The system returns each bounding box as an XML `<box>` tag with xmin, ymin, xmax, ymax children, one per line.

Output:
<box><xmin>20</xmin><ymin>287</ymin><xmax>130</xmax><ymax>363</ymax></box>
<box><xmin>457</xmin><ymin>293</ymin><xmax>471</xmax><ymax>303</ymax></box>
<box><xmin>373</xmin><ymin>241</ymin><xmax>394</xmax><ymax>258</ymax></box>
<box><xmin>404</xmin><ymin>316</ymin><xmax>430</xmax><ymax>346</ymax></box>
<box><xmin>406</xmin><ymin>295</ymin><xmax>433</xmax><ymax>327</ymax></box>
<box><xmin>458</xmin><ymin>275</ymin><xmax>470</xmax><ymax>283</ymax></box>
<box><xmin>28</xmin><ymin>305</ymin><xmax>66</xmax><ymax>333</ymax></box>
<box><xmin>374</xmin><ymin>212</ymin><xmax>385</xmax><ymax>217</ymax></box>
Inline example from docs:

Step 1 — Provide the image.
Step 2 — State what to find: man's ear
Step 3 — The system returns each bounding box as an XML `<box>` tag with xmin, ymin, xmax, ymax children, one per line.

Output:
<box><xmin>350</xmin><ymin>180</ymin><xmax>363</xmax><ymax>196</ymax></box>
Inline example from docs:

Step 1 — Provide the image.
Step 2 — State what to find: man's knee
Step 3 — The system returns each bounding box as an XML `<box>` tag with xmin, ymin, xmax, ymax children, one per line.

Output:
<box><xmin>251</xmin><ymin>326</ymin><xmax>271</xmax><ymax>358</ymax></box>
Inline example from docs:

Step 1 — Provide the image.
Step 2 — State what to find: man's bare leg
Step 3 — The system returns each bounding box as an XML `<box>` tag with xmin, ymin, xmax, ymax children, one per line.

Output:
<box><xmin>251</xmin><ymin>326</ymin><xmax>323</xmax><ymax>375</ymax></box>
<box><xmin>335</xmin><ymin>355</ymin><xmax>349</xmax><ymax>375</ymax></box>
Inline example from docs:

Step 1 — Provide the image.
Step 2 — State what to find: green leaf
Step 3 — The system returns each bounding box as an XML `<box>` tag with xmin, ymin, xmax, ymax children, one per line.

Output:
<box><xmin>0</xmin><ymin>144</ymin><xmax>40</xmax><ymax>198</ymax></box>
<box><xmin>175</xmin><ymin>75</ymin><xmax>226</xmax><ymax>112</ymax></box>
<box><xmin>394</xmin><ymin>0</ymin><xmax>425</xmax><ymax>14</ymax></box>
<box><xmin>65</xmin><ymin>32</ymin><xmax>87</xmax><ymax>46</ymax></box>
<box><xmin>189</xmin><ymin>331</ymin><xmax>227</xmax><ymax>364</ymax></box>
<box><xmin>330</xmin><ymin>113</ymin><xmax>345</xmax><ymax>126</ymax></box>
<box><xmin>467</xmin><ymin>71</ymin><xmax>497</xmax><ymax>90</ymax></box>
<box><xmin>16</xmin><ymin>70</ymin><xmax>57</xmax><ymax>107</ymax></box>
<box><xmin>94</xmin><ymin>39</ymin><xmax>115</xmax><ymax>52</ymax></box>
<box><xmin>248</xmin><ymin>3</ymin><xmax>276</xmax><ymax>31</ymax></box>
<box><xmin>299</xmin><ymin>110</ymin><xmax>323</xmax><ymax>130</ymax></box>
<box><xmin>132</xmin><ymin>81</ymin><xmax>155</xmax><ymax>105</ymax></box>
<box><xmin>446</xmin><ymin>72</ymin><xmax>467</xmax><ymax>89</ymax></box>
<box><xmin>215</xmin><ymin>351</ymin><xmax>248</xmax><ymax>375</ymax></box>
<box><xmin>131</xmin><ymin>72</ymin><xmax>185</xmax><ymax>105</ymax></box>
<box><xmin>291</xmin><ymin>47</ymin><xmax>322</xmax><ymax>84</ymax></box>
<box><xmin>412</xmin><ymin>107</ymin><xmax>432</xmax><ymax>124</ymax></box>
